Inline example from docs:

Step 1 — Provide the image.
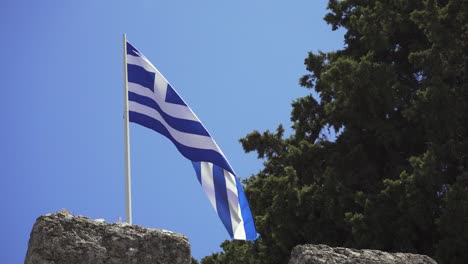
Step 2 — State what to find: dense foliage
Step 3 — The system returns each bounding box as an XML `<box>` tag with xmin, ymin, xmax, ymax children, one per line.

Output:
<box><xmin>201</xmin><ymin>0</ymin><xmax>468</xmax><ymax>263</ymax></box>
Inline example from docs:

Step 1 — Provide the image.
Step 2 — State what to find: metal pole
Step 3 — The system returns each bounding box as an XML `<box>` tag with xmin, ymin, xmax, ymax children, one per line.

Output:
<box><xmin>123</xmin><ymin>33</ymin><xmax>133</xmax><ymax>224</ymax></box>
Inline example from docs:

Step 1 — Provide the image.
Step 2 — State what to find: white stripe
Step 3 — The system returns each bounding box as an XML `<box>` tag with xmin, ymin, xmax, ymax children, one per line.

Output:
<box><xmin>129</xmin><ymin>101</ymin><xmax>223</xmax><ymax>153</ymax></box>
<box><xmin>127</xmin><ymin>54</ymin><xmax>157</xmax><ymax>74</ymax></box>
<box><xmin>128</xmin><ymin>82</ymin><xmax>160</xmax><ymax>100</ymax></box>
<box><xmin>128</xmin><ymin>82</ymin><xmax>199</xmax><ymax>121</ymax></box>
<box><xmin>200</xmin><ymin>162</ymin><xmax>217</xmax><ymax>211</ymax></box>
<box><xmin>224</xmin><ymin>170</ymin><xmax>246</xmax><ymax>240</ymax></box>
<box><xmin>154</xmin><ymin>72</ymin><xmax>168</xmax><ymax>101</ymax></box>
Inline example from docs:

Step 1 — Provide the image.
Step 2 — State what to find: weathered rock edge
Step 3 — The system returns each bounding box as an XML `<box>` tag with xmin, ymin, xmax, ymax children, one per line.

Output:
<box><xmin>289</xmin><ymin>244</ymin><xmax>438</xmax><ymax>264</ymax></box>
<box><xmin>25</xmin><ymin>213</ymin><xmax>191</xmax><ymax>264</ymax></box>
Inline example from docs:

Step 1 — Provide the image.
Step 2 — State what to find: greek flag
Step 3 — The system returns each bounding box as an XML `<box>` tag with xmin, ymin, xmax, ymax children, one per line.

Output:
<box><xmin>126</xmin><ymin>41</ymin><xmax>258</xmax><ymax>240</ymax></box>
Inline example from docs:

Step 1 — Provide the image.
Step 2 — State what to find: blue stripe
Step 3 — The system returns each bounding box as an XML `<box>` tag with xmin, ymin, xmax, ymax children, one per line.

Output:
<box><xmin>126</xmin><ymin>42</ymin><xmax>140</xmax><ymax>57</ymax></box>
<box><xmin>213</xmin><ymin>165</ymin><xmax>234</xmax><ymax>238</ymax></box>
<box><xmin>129</xmin><ymin>92</ymin><xmax>210</xmax><ymax>136</ymax></box>
<box><xmin>127</xmin><ymin>64</ymin><xmax>155</xmax><ymax>92</ymax></box>
<box><xmin>236</xmin><ymin>180</ymin><xmax>259</xmax><ymax>240</ymax></box>
<box><xmin>165</xmin><ymin>84</ymin><xmax>187</xmax><ymax>106</ymax></box>
<box><xmin>129</xmin><ymin>111</ymin><xmax>235</xmax><ymax>174</ymax></box>
<box><xmin>192</xmin><ymin>161</ymin><xmax>201</xmax><ymax>183</ymax></box>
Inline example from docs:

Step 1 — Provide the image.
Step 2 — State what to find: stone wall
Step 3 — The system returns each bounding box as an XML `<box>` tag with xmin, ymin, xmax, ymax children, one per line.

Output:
<box><xmin>289</xmin><ymin>244</ymin><xmax>437</xmax><ymax>264</ymax></box>
<box><xmin>25</xmin><ymin>213</ymin><xmax>191</xmax><ymax>264</ymax></box>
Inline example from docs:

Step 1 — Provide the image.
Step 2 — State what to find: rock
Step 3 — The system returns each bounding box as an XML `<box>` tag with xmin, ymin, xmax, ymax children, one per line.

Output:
<box><xmin>288</xmin><ymin>244</ymin><xmax>437</xmax><ymax>264</ymax></box>
<box><xmin>25</xmin><ymin>213</ymin><xmax>191</xmax><ymax>264</ymax></box>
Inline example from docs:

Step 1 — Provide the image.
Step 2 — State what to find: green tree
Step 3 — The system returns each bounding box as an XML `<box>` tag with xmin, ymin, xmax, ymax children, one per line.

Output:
<box><xmin>202</xmin><ymin>0</ymin><xmax>468</xmax><ymax>263</ymax></box>
<box><xmin>201</xmin><ymin>240</ymin><xmax>266</xmax><ymax>264</ymax></box>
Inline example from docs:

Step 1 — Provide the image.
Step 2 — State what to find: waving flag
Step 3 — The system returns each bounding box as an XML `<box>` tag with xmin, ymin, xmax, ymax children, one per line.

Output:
<box><xmin>125</xmin><ymin>40</ymin><xmax>258</xmax><ymax>240</ymax></box>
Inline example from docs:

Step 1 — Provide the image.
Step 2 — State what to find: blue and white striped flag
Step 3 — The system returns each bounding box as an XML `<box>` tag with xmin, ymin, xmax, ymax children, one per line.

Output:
<box><xmin>126</xmin><ymin>41</ymin><xmax>258</xmax><ymax>240</ymax></box>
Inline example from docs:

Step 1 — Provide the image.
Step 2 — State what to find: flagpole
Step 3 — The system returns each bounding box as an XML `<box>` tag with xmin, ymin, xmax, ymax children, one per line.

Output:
<box><xmin>123</xmin><ymin>33</ymin><xmax>133</xmax><ymax>225</ymax></box>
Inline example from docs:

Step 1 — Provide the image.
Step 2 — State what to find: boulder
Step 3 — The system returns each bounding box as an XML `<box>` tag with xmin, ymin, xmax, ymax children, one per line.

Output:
<box><xmin>289</xmin><ymin>244</ymin><xmax>437</xmax><ymax>264</ymax></box>
<box><xmin>25</xmin><ymin>213</ymin><xmax>191</xmax><ymax>264</ymax></box>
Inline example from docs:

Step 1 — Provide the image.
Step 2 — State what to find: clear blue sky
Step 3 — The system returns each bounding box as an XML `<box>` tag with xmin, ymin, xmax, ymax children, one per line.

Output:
<box><xmin>0</xmin><ymin>1</ymin><xmax>343</xmax><ymax>262</ymax></box>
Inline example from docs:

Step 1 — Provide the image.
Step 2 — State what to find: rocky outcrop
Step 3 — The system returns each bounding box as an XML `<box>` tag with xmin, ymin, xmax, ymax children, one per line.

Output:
<box><xmin>289</xmin><ymin>244</ymin><xmax>437</xmax><ymax>264</ymax></box>
<box><xmin>25</xmin><ymin>213</ymin><xmax>191</xmax><ymax>264</ymax></box>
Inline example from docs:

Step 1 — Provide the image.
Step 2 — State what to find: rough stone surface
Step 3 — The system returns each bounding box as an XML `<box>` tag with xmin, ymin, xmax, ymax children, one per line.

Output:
<box><xmin>25</xmin><ymin>213</ymin><xmax>191</xmax><ymax>264</ymax></box>
<box><xmin>289</xmin><ymin>244</ymin><xmax>437</xmax><ymax>264</ymax></box>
